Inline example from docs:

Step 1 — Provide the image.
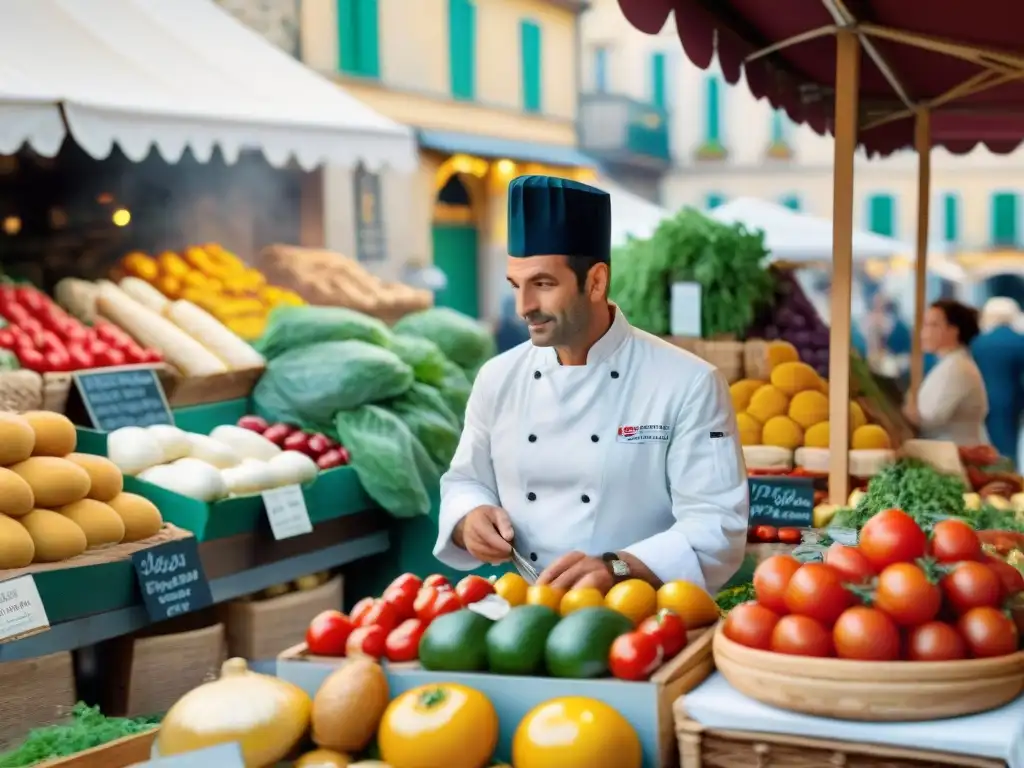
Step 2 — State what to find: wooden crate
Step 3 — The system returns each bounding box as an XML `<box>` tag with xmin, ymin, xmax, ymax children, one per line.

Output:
<box><xmin>223</xmin><ymin>575</ymin><xmax>343</xmax><ymax>660</ymax></box>
<box><xmin>37</xmin><ymin>730</ymin><xmax>158</xmax><ymax>768</ymax></box>
<box><xmin>0</xmin><ymin>651</ymin><xmax>76</xmax><ymax>748</ymax></box>
<box><xmin>674</xmin><ymin>715</ymin><xmax>1006</xmax><ymax>767</ymax></box>
<box><xmin>101</xmin><ymin>622</ymin><xmax>226</xmax><ymax>717</ymax></box>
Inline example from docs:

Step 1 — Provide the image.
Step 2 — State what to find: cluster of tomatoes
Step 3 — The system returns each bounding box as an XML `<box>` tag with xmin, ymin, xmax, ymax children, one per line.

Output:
<box><xmin>725</xmin><ymin>509</ymin><xmax>1024</xmax><ymax>661</ymax></box>
<box><xmin>306</xmin><ymin>572</ymin><xmax>496</xmax><ymax>663</ymax></box>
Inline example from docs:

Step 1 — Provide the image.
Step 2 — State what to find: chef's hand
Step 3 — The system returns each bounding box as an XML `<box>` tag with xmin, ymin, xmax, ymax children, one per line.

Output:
<box><xmin>538</xmin><ymin>551</ymin><xmax>613</xmax><ymax>594</ymax></box>
<box><xmin>452</xmin><ymin>505</ymin><xmax>514</xmax><ymax>564</ymax></box>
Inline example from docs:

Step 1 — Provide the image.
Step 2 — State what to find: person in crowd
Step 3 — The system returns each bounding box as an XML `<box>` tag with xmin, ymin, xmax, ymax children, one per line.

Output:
<box><xmin>433</xmin><ymin>175</ymin><xmax>749</xmax><ymax>595</ymax></box>
<box><xmin>972</xmin><ymin>297</ymin><xmax>1024</xmax><ymax>464</ymax></box>
<box><xmin>903</xmin><ymin>299</ymin><xmax>989</xmax><ymax>446</ymax></box>
<box><xmin>494</xmin><ymin>291</ymin><xmax>529</xmax><ymax>353</ymax></box>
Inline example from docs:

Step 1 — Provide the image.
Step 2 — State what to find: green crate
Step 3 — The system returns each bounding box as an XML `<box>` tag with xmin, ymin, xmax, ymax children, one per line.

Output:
<box><xmin>172</xmin><ymin>398</ymin><xmax>249</xmax><ymax>434</ymax></box>
<box><xmin>31</xmin><ymin>557</ymin><xmax>140</xmax><ymax>624</ymax></box>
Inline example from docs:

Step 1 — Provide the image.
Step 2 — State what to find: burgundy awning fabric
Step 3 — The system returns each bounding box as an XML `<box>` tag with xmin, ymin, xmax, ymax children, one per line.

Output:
<box><xmin>616</xmin><ymin>0</ymin><xmax>1024</xmax><ymax>156</ymax></box>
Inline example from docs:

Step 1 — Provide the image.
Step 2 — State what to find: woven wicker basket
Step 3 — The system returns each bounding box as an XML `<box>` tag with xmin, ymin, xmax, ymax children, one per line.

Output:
<box><xmin>743</xmin><ymin>339</ymin><xmax>772</xmax><ymax>381</ymax></box>
<box><xmin>0</xmin><ymin>651</ymin><xmax>76</xmax><ymax>748</ymax></box>
<box><xmin>42</xmin><ymin>372</ymin><xmax>73</xmax><ymax>413</ymax></box>
<box><xmin>701</xmin><ymin>340</ymin><xmax>745</xmax><ymax>383</ymax></box>
<box><xmin>0</xmin><ymin>370</ymin><xmax>45</xmax><ymax>413</ymax></box>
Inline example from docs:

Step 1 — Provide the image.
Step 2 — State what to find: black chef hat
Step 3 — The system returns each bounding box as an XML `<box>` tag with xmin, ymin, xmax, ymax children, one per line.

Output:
<box><xmin>507</xmin><ymin>175</ymin><xmax>611</xmax><ymax>262</ymax></box>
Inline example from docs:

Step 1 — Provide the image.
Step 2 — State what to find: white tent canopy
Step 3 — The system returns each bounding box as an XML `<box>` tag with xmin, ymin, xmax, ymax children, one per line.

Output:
<box><xmin>0</xmin><ymin>0</ymin><xmax>416</xmax><ymax>171</ymax></box>
<box><xmin>605</xmin><ymin>180</ymin><xmax>672</xmax><ymax>246</ymax></box>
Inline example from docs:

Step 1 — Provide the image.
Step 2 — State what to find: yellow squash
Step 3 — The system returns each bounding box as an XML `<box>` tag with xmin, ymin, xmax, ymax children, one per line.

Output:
<box><xmin>656</xmin><ymin>581</ymin><xmax>720</xmax><ymax>628</ymax></box>
<box><xmin>604</xmin><ymin>579</ymin><xmax>657</xmax><ymax>625</ymax></box>
<box><xmin>512</xmin><ymin>697</ymin><xmax>641</xmax><ymax>768</ymax></box>
<box><xmin>493</xmin><ymin>572</ymin><xmax>528</xmax><ymax>606</ymax></box>
<box><xmin>156</xmin><ymin>658</ymin><xmax>312</xmax><ymax>767</ymax></box>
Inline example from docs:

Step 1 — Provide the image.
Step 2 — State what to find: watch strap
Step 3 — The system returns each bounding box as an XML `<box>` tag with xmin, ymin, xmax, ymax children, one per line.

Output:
<box><xmin>601</xmin><ymin>551</ymin><xmax>630</xmax><ymax>582</ymax></box>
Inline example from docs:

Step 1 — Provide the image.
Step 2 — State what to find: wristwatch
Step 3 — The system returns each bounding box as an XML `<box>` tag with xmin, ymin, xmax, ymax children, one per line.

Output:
<box><xmin>602</xmin><ymin>552</ymin><xmax>630</xmax><ymax>583</ymax></box>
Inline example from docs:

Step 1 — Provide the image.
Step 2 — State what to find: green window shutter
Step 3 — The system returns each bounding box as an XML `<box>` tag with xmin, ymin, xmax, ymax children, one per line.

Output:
<box><xmin>520</xmin><ymin>21</ymin><xmax>542</xmax><ymax>113</ymax></box>
<box><xmin>942</xmin><ymin>193</ymin><xmax>959</xmax><ymax>243</ymax></box>
<box><xmin>705</xmin><ymin>193</ymin><xmax>725</xmax><ymax>210</ymax></box>
<box><xmin>704</xmin><ymin>76</ymin><xmax>720</xmax><ymax>142</ymax></box>
<box><xmin>868</xmin><ymin>193</ymin><xmax>895</xmax><ymax>237</ymax></box>
<box><xmin>770</xmin><ymin>110</ymin><xmax>786</xmax><ymax>143</ymax></box>
<box><xmin>991</xmin><ymin>192</ymin><xmax>1019</xmax><ymax>245</ymax></box>
<box><xmin>449</xmin><ymin>0</ymin><xmax>476</xmax><ymax>100</ymax></box>
<box><xmin>355</xmin><ymin>0</ymin><xmax>380</xmax><ymax>77</ymax></box>
<box><xmin>337</xmin><ymin>0</ymin><xmax>359</xmax><ymax>74</ymax></box>
<box><xmin>651</xmin><ymin>53</ymin><xmax>666</xmax><ymax>108</ymax></box>
<box><xmin>781</xmin><ymin>194</ymin><xmax>801</xmax><ymax>211</ymax></box>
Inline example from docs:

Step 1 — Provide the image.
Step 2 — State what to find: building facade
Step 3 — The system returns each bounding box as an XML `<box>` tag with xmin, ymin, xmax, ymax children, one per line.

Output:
<box><xmin>578</xmin><ymin>0</ymin><xmax>1024</xmax><ymax>255</ymax></box>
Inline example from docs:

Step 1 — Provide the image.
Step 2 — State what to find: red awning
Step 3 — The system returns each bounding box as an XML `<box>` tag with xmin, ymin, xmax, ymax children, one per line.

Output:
<box><xmin>616</xmin><ymin>0</ymin><xmax>1024</xmax><ymax>156</ymax></box>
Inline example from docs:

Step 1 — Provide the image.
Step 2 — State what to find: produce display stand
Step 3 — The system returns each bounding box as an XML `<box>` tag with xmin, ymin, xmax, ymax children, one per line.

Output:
<box><xmin>277</xmin><ymin>626</ymin><xmax>716</xmax><ymax>768</ymax></box>
<box><xmin>170</xmin><ymin>398</ymin><xmax>249</xmax><ymax>435</ymax></box>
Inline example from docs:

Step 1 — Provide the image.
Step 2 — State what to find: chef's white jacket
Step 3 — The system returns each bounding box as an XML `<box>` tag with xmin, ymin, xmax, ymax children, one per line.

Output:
<box><xmin>433</xmin><ymin>308</ymin><xmax>749</xmax><ymax>593</ymax></box>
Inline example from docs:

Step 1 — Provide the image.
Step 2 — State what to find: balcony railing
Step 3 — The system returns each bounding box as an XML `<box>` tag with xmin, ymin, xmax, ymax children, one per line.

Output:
<box><xmin>578</xmin><ymin>93</ymin><xmax>672</xmax><ymax>170</ymax></box>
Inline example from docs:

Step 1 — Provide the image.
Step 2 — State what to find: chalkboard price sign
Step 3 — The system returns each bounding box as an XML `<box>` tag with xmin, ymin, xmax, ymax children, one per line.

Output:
<box><xmin>132</xmin><ymin>537</ymin><xmax>213</xmax><ymax>622</ymax></box>
<box><xmin>73</xmin><ymin>365</ymin><xmax>173</xmax><ymax>432</ymax></box>
<box><xmin>748</xmin><ymin>476</ymin><xmax>815</xmax><ymax>527</ymax></box>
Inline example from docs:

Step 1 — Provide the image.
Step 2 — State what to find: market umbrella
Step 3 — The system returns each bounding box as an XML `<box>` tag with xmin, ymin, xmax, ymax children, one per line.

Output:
<box><xmin>604</xmin><ymin>180</ymin><xmax>673</xmax><ymax>246</ymax></box>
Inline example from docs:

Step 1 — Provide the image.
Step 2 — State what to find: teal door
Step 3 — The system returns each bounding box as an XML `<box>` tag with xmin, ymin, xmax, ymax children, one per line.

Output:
<box><xmin>432</xmin><ymin>224</ymin><xmax>480</xmax><ymax>317</ymax></box>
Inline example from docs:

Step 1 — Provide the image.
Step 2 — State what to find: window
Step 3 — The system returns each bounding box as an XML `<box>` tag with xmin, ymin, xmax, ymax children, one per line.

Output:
<box><xmin>941</xmin><ymin>192</ymin><xmax>960</xmax><ymax>243</ymax></box>
<box><xmin>867</xmin><ymin>193</ymin><xmax>896</xmax><ymax>237</ymax></box>
<box><xmin>337</xmin><ymin>0</ymin><xmax>380</xmax><ymax>77</ymax></box>
<box><xmin>705</xmin><ymin>192</ymin><xmax>725</xmax><ymax>210</ymax></box>
<box><xmin>991</xmin><ymin>191</ymin><xmax>1019</xmax><ymax>246</ymax></box>
<box><xmin>704</xmin><ymin>75</ymin><xmax>722</xmax><ymax>142</ymax></box>
<box><xmin>594</xmin><ymin>46</ymin><xmax>608</xmax><ymax>93</ymax></box>
<box><xmin>780</xmin><ymin>194</ymin><xmax>801</xmax><ymax>211</ymax></box>
<box><xmin>651</xmin><ymin>52</ymin><xmax>666</xmax><ymax>108</ymax></box>
<box><xmin>520</xmin><ymin>20</ymin><xmax>542</xmax><ymax>113</ymax></box>
<box><xmin>448</xmin><ymin>0</ymin><xmax>476</xmax><ymax>100</ymax></box>
<box><xmin>770</xmin><ymin>110</ymin><xmax>788</xmax><ymax>143</ymax></box>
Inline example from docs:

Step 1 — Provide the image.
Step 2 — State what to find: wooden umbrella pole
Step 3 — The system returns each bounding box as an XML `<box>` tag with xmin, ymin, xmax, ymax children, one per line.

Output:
<box><xmin>828</xmin><ymin>29</ymin><xmax>860</xmax><ymax>505</ymax></box>
<box><xmin>909</xmin><ymin>110</ymin><xmax>932</xmax><ymax>400</ymax></box>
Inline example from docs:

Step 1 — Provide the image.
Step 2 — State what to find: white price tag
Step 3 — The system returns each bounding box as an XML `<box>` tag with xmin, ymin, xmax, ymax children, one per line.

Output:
<box><xmin>262</xmin><ymin>485</ymin><xmax>313</xmax><ymax>540</ymax></box>
<box><xmin>145</xmin><ymin>741</ymin><xmax>245</xmax><ymax>766</ymax></box>
<box><xmin>0</xmin><ymin>575</ymin><xmax>49</xmax><ymax>643</ymax></box>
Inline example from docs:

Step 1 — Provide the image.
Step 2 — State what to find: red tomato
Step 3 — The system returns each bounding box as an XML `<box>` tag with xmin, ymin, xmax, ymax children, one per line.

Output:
<box><xmin>753</xmin><ymin>555</ymin><xmax>802</xmax><ymax>615</ymax></box>
<box><xmin>65</xmin><ymin>343</ymin><xmax>94</xmax><ymax>371</ymax></box>
<box><xmin>986</xmin><ymin>555</ymin><xmax>1024</xmax><ymax>598</ymax></box>
<box><xmin>858</xmin><ymin>508</ymin><xmax>928</xmax><ymax>571</ymax></box>
<box><xmin>608</xmin><ymin>631</ymin><xmax>663</xmax><ymax>681</ymax></box>
<box><xmin>754</xmin><ymin>525</ymin><xmax>778</xmax><ymax>542</ymax></box>
<box><xmin>305</xmin><ymin>610</ymin><xmax>353</xmax><ymax>656</ymax></box>
<box><xmin>941</xmin><ymin>561</ymin><xmax>1002</xmax><ymax>615</ymax></box>
<box><xmin>346</xmin><ymin>625</ymin><xmax>387</xmax><ymax>659</ymax></box>
<box><xmin>832</xmin><ymin>606</ymin><xmax>901</xmax><ymax>661</ymax></box>
<box><xmin>777</xmin><ymin>527</ymin><xmax>802</xmax><ymax>544</ymax></box>
<box><xmin>907</xmin><ymin>621</ymin><xmax>967</xmax><ymax>661</ymax></box>
<box><xmin>414</xmin><ymin>586</ymin><xmax>462</xmax><ymax>622</ymax></box>
<box><xmin>382</xmin><ymin>585</ymin><xmax>417</xmax><ymax>620</ymax></box>
<box><xmin>423</xmin><ymin>574</ymin><xmax>450</xmax><ymax>589</ymax></box>
<box><xmin>824</xmin><ymin>544</ymin><xmax>875</xmax><ymax>584</ymax></box>
<box><xmin>637</xmin><ymin>609</ymin><xmax>687</xmax><ymax>658</ymax></box>
<box><xmin>45</xmin><ymin>350</ymin><xmax>71</xmax><ymax>372</ymax></box>
<box><xmin>957</xmin><ymin>606</ymin><xmax>1019</xmax><ymax>658</ymax></box>
<box><xmin>384</xmin><ymin>618</ymin><xmax>427</xmax><ymax>662</ymax></box>
<box><xmin>455</xmin><ymin>575</ymin><xmax>495</xmax><ymax>605</ymax></box>
<box><xmin>783</xmin><ymin>563</ymin><xmax>852</xmax><ymax>626</ymax></box>
<box><xmin>770</xmin><ymin>614</ymin><xmax>834</xmax><ymax>657</ymax></box>
<box><xmin>929</xmin><ymin>519</ymin><xmax>982</xmax><ymax>563</ymax></box>
<box><xmin>357</xmin><ymin>599</ymin><xmax>399</xmax><ymax>633</ymax></box>
<box><xmin>16</xmin><ymin>348</ymin><xmax>45</xmax><ymax>372</ymax></box>
<box><xmin>0</xmin><ymin>329</ymin><xmax>14</xmax><ymax>348</ymax></box>
<box><xmin>97</xmin><ymin>347</ymin><xmax>126</xmax><ymax>368</ymax></box>
<box><xmin>387</xmin><ymin>572</ymin><xmax>423</xmax><ymax>594</ymax></box>
<box><xmin>874</xmin><ymin>563</ymin><xmax>942</xmax><ymax>627</ymax></box>
<box><xmin>722</xmin><ymin>602</ymin><xmax>779</xmax><ymax>650</ymax></box>
<box><xmin>349</xmin><ymin>597</ymin><xmax>375</xmax><ymax>625</ymax></box>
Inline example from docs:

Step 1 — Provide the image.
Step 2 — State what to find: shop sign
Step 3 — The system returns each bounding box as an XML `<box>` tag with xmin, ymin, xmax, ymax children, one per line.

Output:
<box><xmin>748</xmin><ymin>476</ymin><xmax>815</xmax><ymax>527</ymax></box>
<box><xmin>132</xmin><ymin>537</ymin><xmax>213</xmax><ymax>622</ymax></box>
<box><xmin>71</xmin><ymin>365</ymin><xmax>173</xmax><ymax>431</ymax></box>
<box><xmin>0</xmin><ymin>575</ymin><xmax>49</xmax><ymax>644</ymax></box>
<box><xmin>354</xmin><ymin>165</ymin><xmax>386</xmax><ymax>262</ymax></box>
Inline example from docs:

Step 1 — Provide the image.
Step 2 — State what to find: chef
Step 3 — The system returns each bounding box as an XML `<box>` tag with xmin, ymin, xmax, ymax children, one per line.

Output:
<box><xmin>432</xmin><ymin>175</ymin><xmax>749</xmax><ymax>594</ymax></box>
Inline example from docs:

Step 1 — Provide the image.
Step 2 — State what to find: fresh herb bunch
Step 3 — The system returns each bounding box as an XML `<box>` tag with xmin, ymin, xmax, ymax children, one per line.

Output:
<box><xmin>715</xmin><ymin>582</ymin><xmax>755</xmax><ymax>614</ymax></box>
<box><xmin>834</xmin><ymin>459</ymin><xmax>967</xmax><ymax>530</ymax></box>
<box><xmin>0</xmin><ymin>703</ymin><xmax>158</xmax><ymax>767</ymax></box>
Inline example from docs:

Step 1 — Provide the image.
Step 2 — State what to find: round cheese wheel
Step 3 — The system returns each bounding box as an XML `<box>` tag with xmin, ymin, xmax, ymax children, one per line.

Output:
<box><xmin>21</xmin><ymin>411</ymin><xmax>77</xmax><ymax>457</ymax></box>
<box><xmin>65</xmin><ymin>453</ymin><xmax>123</xmax><ymax>502</ymax></box>
<box><xmin>0</xmin><ymin>514</ymin><xmax>35</xmax><ymax>569</ymax></box>
<box><xmin>19</xmin><ymin>508</ymin><xmax>88</xmax><ymax>563</ymax></box>
<box><xmin>8</xmin><ymin>457</ymin><xmax>91</xmax><ymax>508</ymax></box>
<box><xmin>0</xmin><ymin>467</ymin><xmax>34</xmax><ymax>517</ymax></box>
<box><xmin>0</xmin><ymin>412</ymin><xmax>35</xmax><ymax>465</ymax></box>
<box><xmin>107</xmin><ymin>492</ymin><xmax>163</xmax><ymax>542</ymax></box>
<box><xmin>57</xmin><ymin>499</ymin><xmax>125</xmax><ymax>547</ymax></box>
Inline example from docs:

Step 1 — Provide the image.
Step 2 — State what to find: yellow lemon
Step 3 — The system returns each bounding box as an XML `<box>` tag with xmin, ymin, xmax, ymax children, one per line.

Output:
<box><xmin>494</xmin><ymin>572</ymin><xmax>529</xmax><ymax>606</ymax></box>
<box><xmin>560</xmin><ymin>587</ymin><xmax>604</xmax><ymax>616</ymax></box>
<box><xmin>604</xmin><ymin>579</ymin><xmax>657</xmax><ymax>625</ymax></box>
<box><xmin>526</xmin><ymin>585</ymin><xmax>565</xmax><ymax>612</ymax></box>
<box><xmin>657</xmin><ymin>581</ymin><xmax>720</xmax><ymax>628</ymax></box>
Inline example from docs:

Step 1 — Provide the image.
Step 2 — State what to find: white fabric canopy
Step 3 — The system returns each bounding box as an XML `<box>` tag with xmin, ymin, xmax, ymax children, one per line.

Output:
<box><xmin>0</xmin><ymin>0</ymin><xmax>416</xmax><ymax>171</ymax></box>
<box><xmin>605</xmin><ymin>180</ymin><xmax>672</xmax><ymax>246</ymax></box>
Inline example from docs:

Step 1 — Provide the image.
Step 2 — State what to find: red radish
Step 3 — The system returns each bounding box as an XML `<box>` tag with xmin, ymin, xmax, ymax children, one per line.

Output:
<box><xmin>237</xmin><ymin>415</ymin><xmax>269</xmax><ymax>434</ymax></box>
<box><xmin>283</xmin><ymin>430</ymin><xmax>318</xmax><ymax>458</ymax></box>
<box><xmin>307</xmin><ymin>433</ymin><xmax>335</xmax><ymax>458</ymax></box>
<box><xmin>317</xmin><ymin>449</ymin><xmax>347</xmax><ymax>469</ymax></box>
<box><xmin>336</xmin><ymin>446</ymin><xmax>351</xmax><ymax>465</ymax></box>
<box><xmin>263</xmin><ymin>423</ymin><xmax>295</xmax><ymax>446</ymax></box>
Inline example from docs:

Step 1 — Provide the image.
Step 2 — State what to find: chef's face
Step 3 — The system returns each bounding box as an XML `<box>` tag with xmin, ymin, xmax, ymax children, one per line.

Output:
<box><xmin>507</xmin><ymin>255</ymin><xmax>606</xmax><ymax>347</ymax></box>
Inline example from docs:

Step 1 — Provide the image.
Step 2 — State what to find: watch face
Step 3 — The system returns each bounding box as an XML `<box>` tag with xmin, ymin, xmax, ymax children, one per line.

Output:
<box><xmin>611</xmin><ymin>560</ymin><xmax>629</xmax><ymax>577</ymax></box>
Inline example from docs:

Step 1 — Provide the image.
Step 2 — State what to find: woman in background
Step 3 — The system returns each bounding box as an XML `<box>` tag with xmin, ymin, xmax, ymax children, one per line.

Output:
<box><xmin>903</xmin><ymin>299</ymin><xmax>989</xmax><ymax>446</ymax></box>
<box><xmin>972</xmin><ymin>297</ymin><xmax>1024</xmax><ymax>464</ymax></box>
